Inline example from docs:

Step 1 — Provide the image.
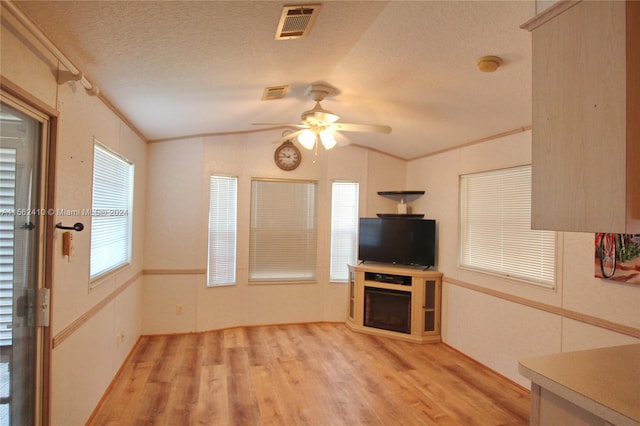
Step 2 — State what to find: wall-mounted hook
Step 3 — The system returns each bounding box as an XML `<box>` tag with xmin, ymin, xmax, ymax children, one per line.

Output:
<box><xmin>56</xmin><ymin>222</ymin><xmax>84</xmax><ymax>232</ymax></box>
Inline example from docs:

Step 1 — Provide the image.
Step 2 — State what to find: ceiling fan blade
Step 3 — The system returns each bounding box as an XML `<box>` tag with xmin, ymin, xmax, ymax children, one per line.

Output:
<box><xmin>333</xmin><ymin>131</ymin><xmax>351</xmax><ymax>147</ymax></box>
<box><xmin>272</xmin><ymin>128</ymin><xmax>308</xmax><ymax>144</ymax></box>
<box><xmin>332</xmin><ymin>122</ymin><xmax>392</xmax><ymax>134</ymax></box>
<box><xmin>252</xmin><ymin>122</ymin><xmax>309</xmax><ymax>129</ymax></box>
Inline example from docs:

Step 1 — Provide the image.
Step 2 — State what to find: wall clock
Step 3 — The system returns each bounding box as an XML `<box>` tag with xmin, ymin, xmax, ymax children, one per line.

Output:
<box><xmin>274</xmin><ymin>140</ymin><xmax>302</xmax><ymax>171</ymax></box>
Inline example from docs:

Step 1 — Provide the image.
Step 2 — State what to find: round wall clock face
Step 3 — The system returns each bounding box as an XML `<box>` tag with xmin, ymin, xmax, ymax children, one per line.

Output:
<box><xmin>274</xmin><ymin>141</ymin><xmax>302</xmax><ymax>171</ymax></box>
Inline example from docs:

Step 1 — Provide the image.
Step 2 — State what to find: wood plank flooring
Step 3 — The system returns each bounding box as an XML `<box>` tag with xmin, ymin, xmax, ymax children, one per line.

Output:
<box><xmin>88</xmin><ymin>323</ymin><xmax>530</xmax><ymax>425</ymax></box>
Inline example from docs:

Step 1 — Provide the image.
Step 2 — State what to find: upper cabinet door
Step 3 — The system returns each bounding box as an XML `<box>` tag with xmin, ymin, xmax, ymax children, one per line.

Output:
<box><xmin>523</xmin><ymin>0</ymin><xmax>640</xmax><ymax>234</ymax></box>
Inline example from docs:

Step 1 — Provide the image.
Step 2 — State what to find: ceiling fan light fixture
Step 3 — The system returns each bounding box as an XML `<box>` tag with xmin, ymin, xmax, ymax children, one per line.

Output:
<box><xmin>298</xmin><ymin>129</ymin><xmax>316</xmax><ymax>150</ymax></box>
<box><xmin>319</xmin><ymin>130</ymin><xmax>336</xmax><ymax>150</ymax></box>
<box><xmin>301</xmin><ymin>101</ymin><xmax>340</xmax><ymax>125</ymax></box>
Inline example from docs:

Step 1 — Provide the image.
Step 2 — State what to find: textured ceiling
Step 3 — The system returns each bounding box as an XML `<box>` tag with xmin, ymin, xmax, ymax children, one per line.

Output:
<box><xmin>14</xmin><ymin>1</ymin><xmax>533</xmax><ymax>159</ymax></box>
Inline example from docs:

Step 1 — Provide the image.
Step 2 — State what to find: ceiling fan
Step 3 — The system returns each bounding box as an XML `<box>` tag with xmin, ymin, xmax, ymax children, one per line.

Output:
<box><xmin>254</xmin><ymin>83</ymin><xmax>392</xmax><ymax>150</ymax></box>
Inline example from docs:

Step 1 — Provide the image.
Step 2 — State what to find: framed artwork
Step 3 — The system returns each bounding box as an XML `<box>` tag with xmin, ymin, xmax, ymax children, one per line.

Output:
<box><xmin>594</xmin><ymin>233</ymin><xmax>640</xmax><ymax>283</ymax></box>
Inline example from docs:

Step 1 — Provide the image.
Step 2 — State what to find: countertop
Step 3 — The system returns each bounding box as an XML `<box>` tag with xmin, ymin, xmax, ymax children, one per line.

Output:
<box><xmin>519</xmin><ymin>343</ymin><xmax>640</xmax><ymax>425</ymax></box>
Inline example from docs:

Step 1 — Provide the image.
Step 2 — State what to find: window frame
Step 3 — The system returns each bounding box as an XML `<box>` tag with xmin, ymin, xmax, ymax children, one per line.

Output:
<box><xmin>89</xmin><ymin>141</ymin><xmax>134</xmax><ymax>285</ymax></box>
<box><xmin>248</xmin><ymin>178</ymin><xmax>318</xmax><ymax>283</ymax></box>
<box><xmin>458</xmin><ymin>164</ymin><xmax>556</xmax><ymax>288</ymax></box>
<box><xmin>330</xmin><ymin>180</ymin><xmax>360</xmax><ymax>282</ymax></box>
<box><xmin>207</xmin><ymin>174</ymin><xmax>238</xmax><ymax>287</ymax></box>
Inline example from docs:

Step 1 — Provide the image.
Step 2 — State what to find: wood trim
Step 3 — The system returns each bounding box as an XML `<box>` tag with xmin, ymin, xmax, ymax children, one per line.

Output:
<box><xmin>406</xmin><ymin>126</ymin><xmax>532</xmax><ymax>162</ymax></box>
<box><xmin>444</xmin><ymin>276</ymin><xmax>640</xmax><ymax>339</ymax></box>
<box><xmin>42</xmin><ymin>107</ymin><xmax>57</xmax><ymax>426</ymax></box>
<box><xmin>0</xmin><ymin>76</ymin><xmax>59</xmax><ymax>117</ymax></box>
<box><xmin>520</xmin><ymin>1</ymin><xmax>582</xmax><ymax>32</ymax></box>
<box><xmin>52</xmin><ymin>271</ymin><xmax>143</xmax><ymax>348</ymax></box>
<box><xmin>142</xmin><ymin>269</ymin><xmax>206</xmax><ymax>275</ymax></box>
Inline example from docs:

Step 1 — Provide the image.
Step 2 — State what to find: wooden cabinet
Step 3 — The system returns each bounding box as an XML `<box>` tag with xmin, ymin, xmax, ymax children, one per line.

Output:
<box><xmin>522</xmin><ymin>0</ymin><xmax>640</xmax><ymax>234</ymax></box>
<box><xmin>346</xmin><ymin>264</ymin><xmax>442</xmax><ymax>344</ymax></box>
<box><xmin>347</xmin><ymin>267</ymin><xmax>356</xmax><ymax>322</ymax></box>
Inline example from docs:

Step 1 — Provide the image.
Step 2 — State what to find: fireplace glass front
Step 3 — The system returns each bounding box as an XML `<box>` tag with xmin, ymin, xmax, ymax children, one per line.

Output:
<box><xmin>364</xmin><ymin>287</ymin><xmax>411</xmax><ymax>334</ymax></box>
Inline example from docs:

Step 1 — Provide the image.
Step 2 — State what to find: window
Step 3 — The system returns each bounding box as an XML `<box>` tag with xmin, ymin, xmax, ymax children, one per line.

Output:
<box><xmin>207</xmin><ymin>175</ymin><xmax>237</xmax><ymax>286</ymax></box>
<box><xmin>249</xmin><ymin>179</ymin><xmax>317</xmax><ymax>282</ymax></box>
<box><xmin>90</xmin><ymin>143</ymin><xmax>133</xmax><ymax>281</ymax></box>
<box><xmin>330</xmin><ymin>181</ymin><xmax>359</xmax><ymax>281</ymax></box>
<box><xmin>459</xmin><ymin>165</ymin><xmax>555</xmax><ymax>287</ymax></box>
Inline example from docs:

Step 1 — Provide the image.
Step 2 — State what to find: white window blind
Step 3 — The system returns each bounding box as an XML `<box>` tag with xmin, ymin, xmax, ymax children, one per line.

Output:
<box><xmin>459</xmin><ymin>165</ymin><xmax>555</xmax><ymax>287</ymax></box>
<box><xmin>207</xmin><ymin>175</ymin><xmax>237</xmax><ymax>286</ymax></box>
<box><xmin>249</xmin><ymin>179</ymin><xmax>317</xmax><ymax>282</ymax></box>
<box><xmin>0</xmin><ymin>148</ymin><xmax>16</xmax><ymax>346</ymax></box>
<box><xmin>90</xmin><ymin>143</ymin><xmax>133</xmax><ymax>280</ymax></box>
<box><xmin>330</xmin><ymin>181</ymin><xmax>359</xmax><ymax>281</ymax></box>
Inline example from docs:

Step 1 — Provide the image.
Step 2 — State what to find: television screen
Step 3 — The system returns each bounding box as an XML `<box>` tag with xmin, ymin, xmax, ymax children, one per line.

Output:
<box><xmin>358</xmin><ymin>218</ymin><xmax>436</xmax><ymax>268</ymax></box>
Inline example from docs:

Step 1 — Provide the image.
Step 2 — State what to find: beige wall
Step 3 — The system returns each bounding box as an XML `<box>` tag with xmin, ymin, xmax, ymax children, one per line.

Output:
<box><xmin>407</xmin><ymin>129</ymin><xmax>639</xmax><ymax>387</ymax></box>
<box><xmin>142</xmin><ymin>133</ymin><xmax>407</xmax><ymax>334</ymax></box>
<box><xmin>2</xmin><ymin>12</ymin><xmax>147</xmax><ymax>426</ymax></box>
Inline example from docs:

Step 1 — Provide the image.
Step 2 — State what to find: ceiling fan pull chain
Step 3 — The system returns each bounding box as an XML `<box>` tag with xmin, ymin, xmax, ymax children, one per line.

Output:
<box><xmin>313</xmin><ymin>136</ymin><xmax>319</xmax><ymax>163</ymax></box>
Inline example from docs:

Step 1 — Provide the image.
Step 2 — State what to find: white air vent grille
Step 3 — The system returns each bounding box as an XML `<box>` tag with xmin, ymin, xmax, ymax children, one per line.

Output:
<box><xmin>275</xmin><ymin>5</ymin><xmax>321</xmax><ymax>40</ymax></box>
<box><xmin>262</xmin><ymin>85</ymin><xmax>289</xmax><ymax>101</ymax></box>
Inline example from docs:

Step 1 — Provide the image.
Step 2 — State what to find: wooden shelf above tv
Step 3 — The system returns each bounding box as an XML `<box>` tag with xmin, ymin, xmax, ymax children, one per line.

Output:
<box><xmin>377</xmin><ymin>190</ymin><xmax>425</xmax><ymax>204</ymax></box>
<box><xmin>376</xmin><ymin>213</ymin><xmax>424</xmax><ymax>218</ymax></box>
<box><xmin>378</xmin><ymin>190</ymin><xmax>425</xmax><ymax>216</ymax></box>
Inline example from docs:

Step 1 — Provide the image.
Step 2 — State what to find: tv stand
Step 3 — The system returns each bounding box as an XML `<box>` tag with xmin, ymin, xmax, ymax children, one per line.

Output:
<box><xmin>346</xmin><ymin>264</ymin><xmax>442</xmax><ymax>343</ymax></box>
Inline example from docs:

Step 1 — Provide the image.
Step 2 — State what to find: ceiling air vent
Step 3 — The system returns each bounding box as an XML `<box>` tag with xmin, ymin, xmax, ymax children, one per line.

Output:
<box><xmin>262</xmin><ymin>85</ymin><xmax>289</xmax><ymax>101</ymax></box>
<box><xmin>275</xmin><ymin>4</ymin><xmax>321</xmax><ymax>40</ymax></box>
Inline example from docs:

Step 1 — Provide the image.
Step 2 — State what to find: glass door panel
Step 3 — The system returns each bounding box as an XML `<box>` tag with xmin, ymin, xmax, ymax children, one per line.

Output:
<box><xmin>0</xmin><ymin>97</ymin><xmax>47</xmax><ymax>425</ymax></box>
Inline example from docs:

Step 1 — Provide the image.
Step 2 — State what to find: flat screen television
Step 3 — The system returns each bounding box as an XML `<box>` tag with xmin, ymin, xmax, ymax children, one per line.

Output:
<box><xmin>358</xmin><ymin>217</ymin><xmax>436</xmax><ymax>268</ymax></box>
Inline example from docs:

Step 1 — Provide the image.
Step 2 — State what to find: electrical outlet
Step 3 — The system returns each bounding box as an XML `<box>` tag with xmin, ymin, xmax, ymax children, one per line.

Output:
<box><xmin>176</xmin><ymin>304</ymin><xmax>183</xmax><ymax>315</ymax></box>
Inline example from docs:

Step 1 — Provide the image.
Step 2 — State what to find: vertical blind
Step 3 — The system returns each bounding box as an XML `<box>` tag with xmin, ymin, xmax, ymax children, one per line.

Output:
<box><xmin>207</xmin><ymin>175</ymin><xmax>237</xmax><ymax>286</ymax></box>
<box><xmin>330</xmin><ymin>181</ymin><xmax>359</xmax><ymax>281</ymax></box>
<box><xmin>249</xmin><ymin>179</ymin><xmax>317</xmax><ymax>281</ymax></box>
<box><xmin>90</xmin><ymin>143</ymin><xmax>133</xmax><ymax>280</ymax></box>
<box><xmin>459</xmin><ymin>165</ymin><xmax>555</xmax><ymax>287</ymax></box>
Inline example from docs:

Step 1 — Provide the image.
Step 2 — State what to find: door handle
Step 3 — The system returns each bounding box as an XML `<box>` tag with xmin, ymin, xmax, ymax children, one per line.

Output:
<box><xmin>22</xmin><ymin>222</ymin><xmax>35</xmax><ymax>230</ymax></box>
<box><xmin>55</xmin><ymin>222</ymin><xmax>84</xmax><ymax>231</ymax></box>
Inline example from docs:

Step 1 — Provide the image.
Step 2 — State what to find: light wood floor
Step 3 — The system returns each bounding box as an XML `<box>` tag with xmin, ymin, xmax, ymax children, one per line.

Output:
<box><xmin>88</xmin><ymin>323</ymin><xmax>530</xmax><ymax>425</ymax></box>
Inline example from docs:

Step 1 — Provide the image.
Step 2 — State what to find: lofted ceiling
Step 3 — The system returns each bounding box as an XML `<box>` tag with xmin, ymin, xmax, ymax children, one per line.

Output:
<box><xmin>13</xmin><ymin>1</ymin><xmax>533</xmax><ymax>160</ymax></box>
